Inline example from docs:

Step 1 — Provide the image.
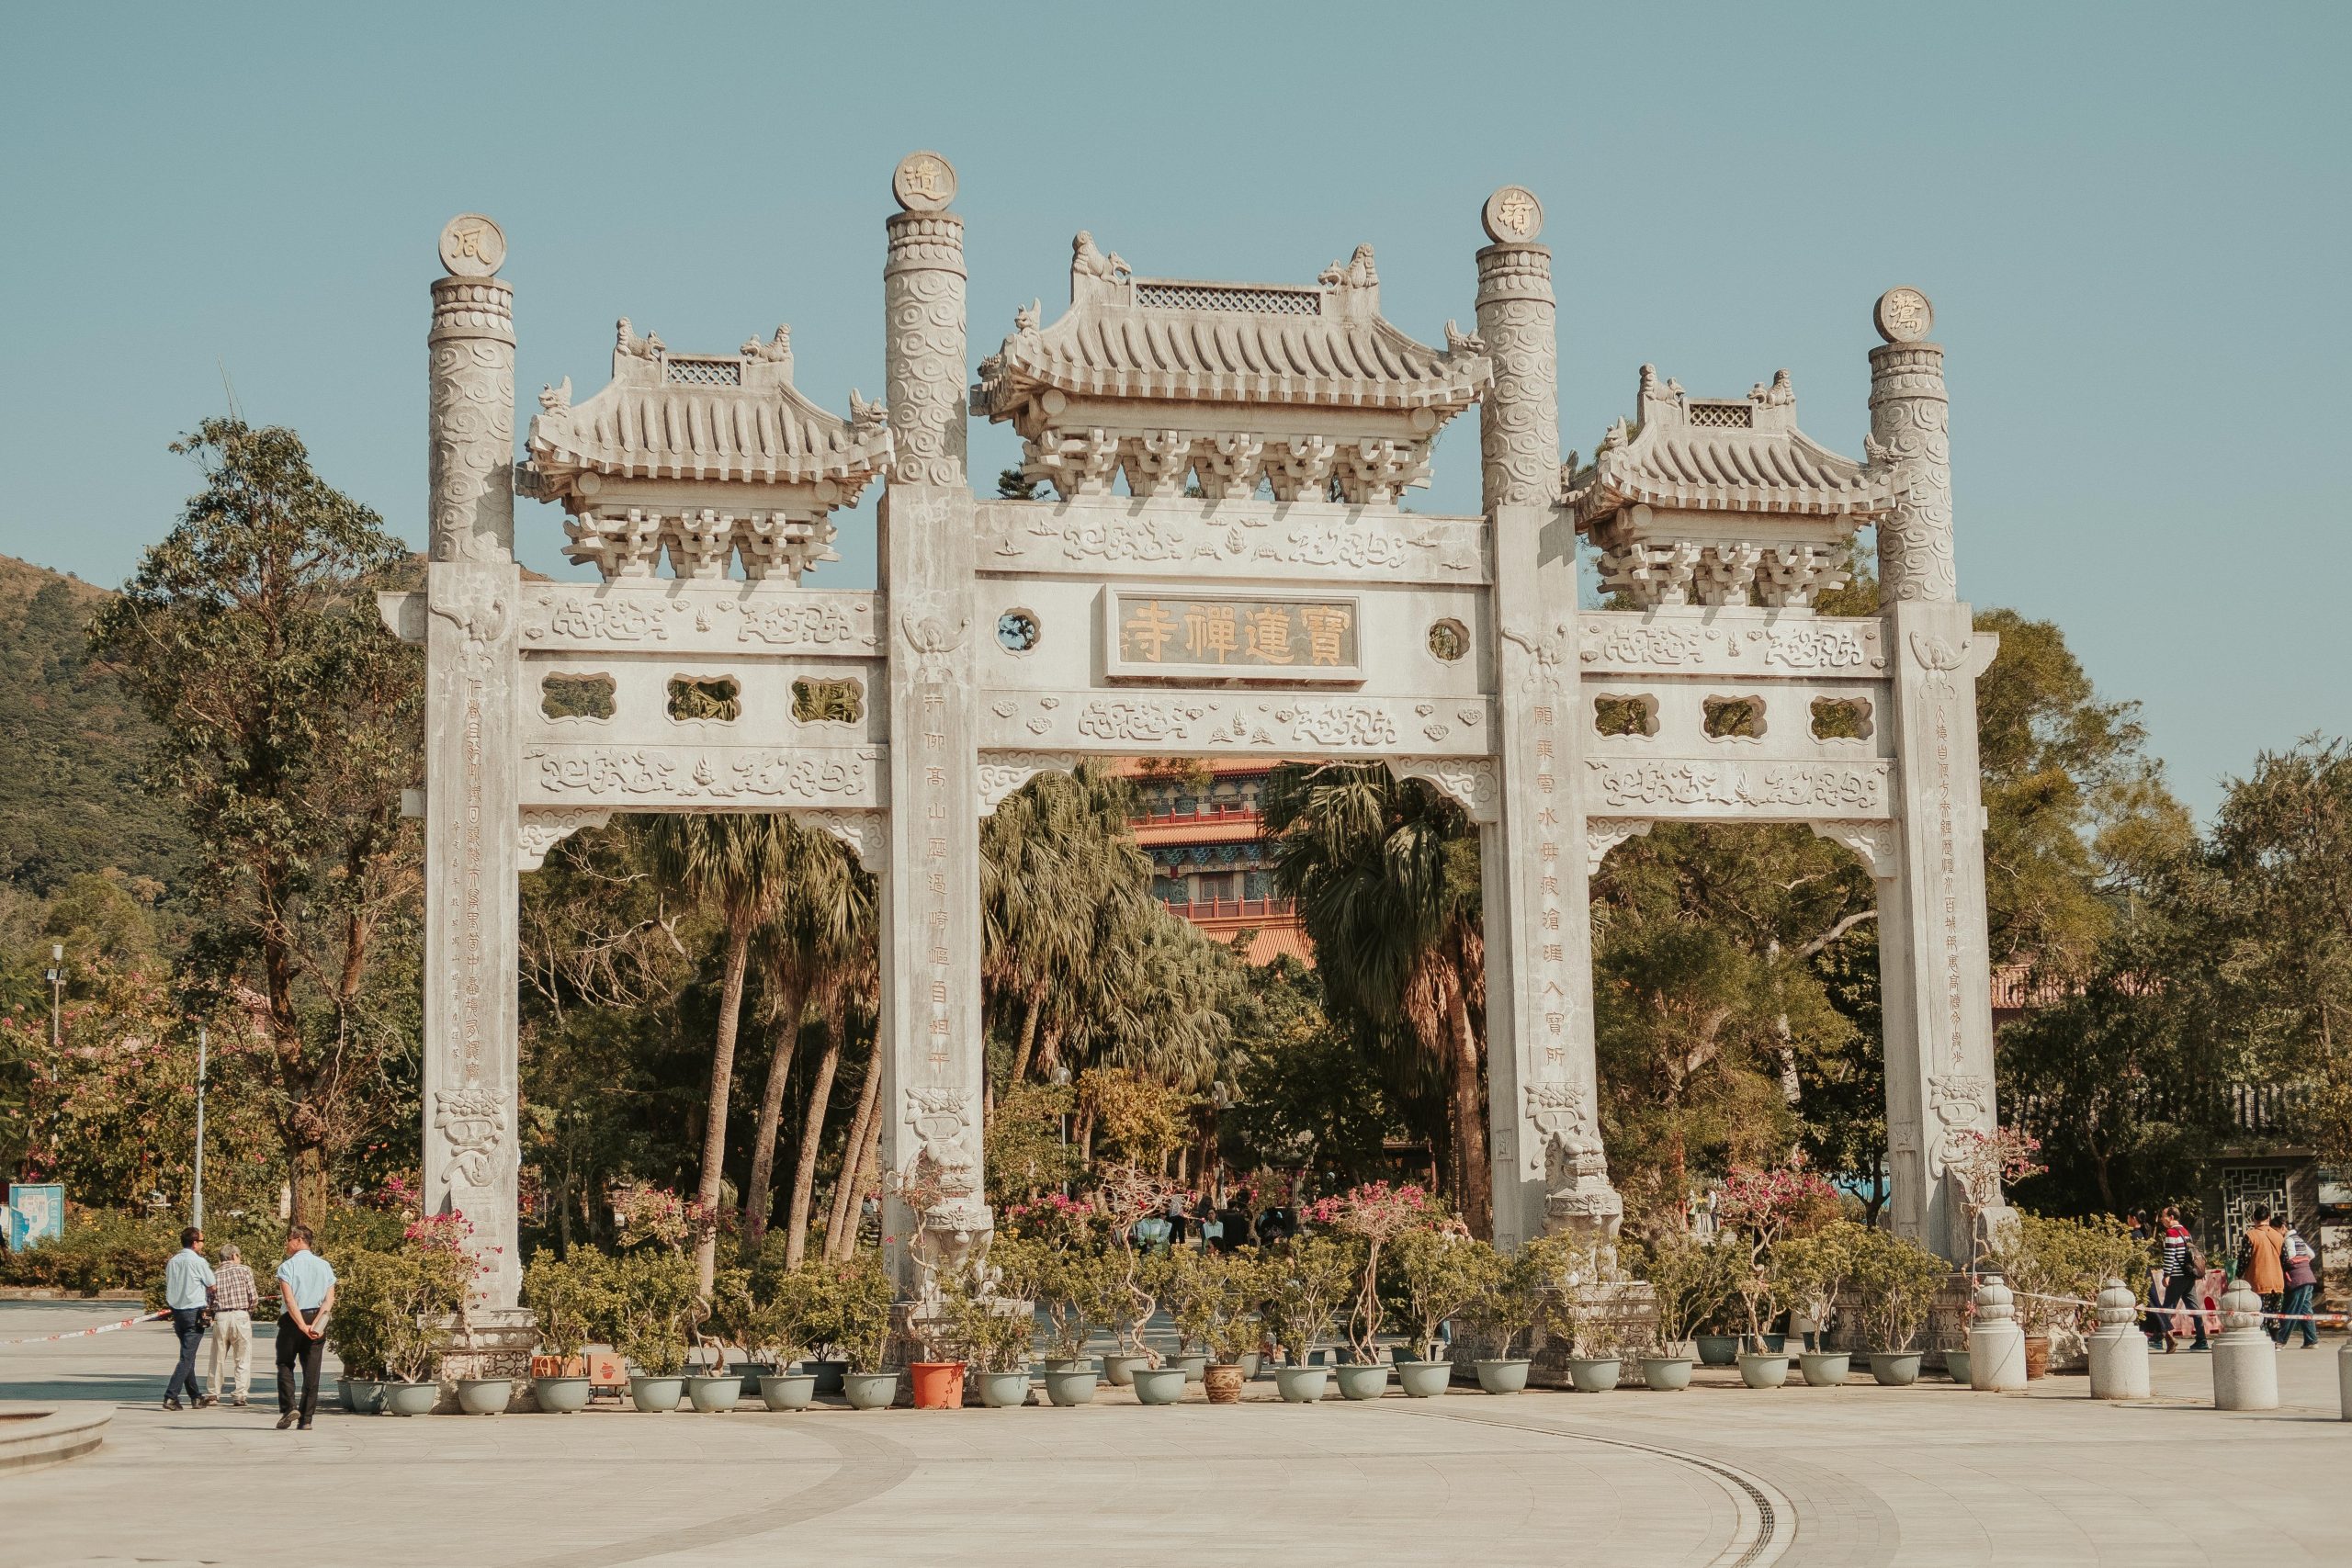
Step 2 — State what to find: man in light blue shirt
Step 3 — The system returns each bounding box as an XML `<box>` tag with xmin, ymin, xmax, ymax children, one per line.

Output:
<box><xmin>273</xmin><ymin>1225</ymin><xmax>336</xmax><ymax>1429</ymax></box>
<box><xmin>161</xmin><ymin>1227</ymin><xmax>214</xmax><ymax>1410</ymax></box>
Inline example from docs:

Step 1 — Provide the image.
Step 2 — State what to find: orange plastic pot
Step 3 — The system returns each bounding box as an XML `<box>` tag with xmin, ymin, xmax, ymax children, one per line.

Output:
<box><xmin>910</xmin><ymin>1361</ymin><xmax>967</xmax><ymax>1409</ymax></box>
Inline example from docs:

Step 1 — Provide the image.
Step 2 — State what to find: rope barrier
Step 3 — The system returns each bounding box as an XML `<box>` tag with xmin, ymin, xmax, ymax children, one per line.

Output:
<box><xmin>2007</xmin><ymin>1288</ymin><xmax>2346</xmax><ymax>1327</ymax></box>
<box><xmin>0</xmin><ymin>1309</ymin><xmax>165</xmax><ymax>1346</ymax></box>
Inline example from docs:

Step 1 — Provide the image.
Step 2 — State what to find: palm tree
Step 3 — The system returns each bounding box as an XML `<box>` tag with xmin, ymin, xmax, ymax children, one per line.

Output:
<box><xmin>981</xmin><ymin>764</ymin><xmax>1155</xmax><ymax>1083</ymax></box>
<box><xmin>783</xmin><ymin>948</ymin><xmax>876</xmax><ymax>1266</ymax></box>
<box><xmin>1263</xmin><ymin>763</ymin><xmax>1492</xmax><ymax>1235</ymax></box>
<box><xmin>739</xmin><ymin>820</ymin><xmax>871</xmax><ymax>1248</ymax></box>
<box><xmin>645</xmin><ymin>812</ymin><xmax>797</xmax><ymax>1292</ymax></box>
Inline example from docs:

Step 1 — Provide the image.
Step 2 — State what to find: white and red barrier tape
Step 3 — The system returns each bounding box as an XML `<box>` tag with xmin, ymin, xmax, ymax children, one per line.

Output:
<box><xmin>2009</xmin><ymin>1289</ymin><xmax>2346</xmax><ymax>1326</ymax></box>
<box><xmin>0</xmin><ymin>1310</ymin><xmax>164</xmax><ymax>1346</ymax></box>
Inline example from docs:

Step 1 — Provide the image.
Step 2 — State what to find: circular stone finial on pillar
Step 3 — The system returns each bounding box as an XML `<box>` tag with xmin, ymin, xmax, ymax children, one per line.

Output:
<box><xmin>1873</xmin><ymin>286</ymin><xmax>1934</xmax><ymax>344</ymax></box>
<box><xmin>1481</xmin><ymin>185</ymin><xmax>1544</xmax><ymax>244</ymax></box>
<box><xmin>891</xmin><ymin>151</ymin><xmax>958</xmax><ymax>212</ymax></box>
<box><xmin>438</xmin><ymin>213</ymin><xmax>507</xmax><ymax>278</ymax></box>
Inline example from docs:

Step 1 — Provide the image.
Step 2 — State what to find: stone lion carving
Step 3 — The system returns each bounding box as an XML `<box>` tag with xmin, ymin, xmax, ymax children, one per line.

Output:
<box><xmin>1526</xmin><ymin>1082</ymin><xmax>1623</xmax><ymax>1278</ymax></box>
<box><xmin>901</xmin><ymin>1087</ymin><xmax>992</xmax><ymax>1312</ymax></box>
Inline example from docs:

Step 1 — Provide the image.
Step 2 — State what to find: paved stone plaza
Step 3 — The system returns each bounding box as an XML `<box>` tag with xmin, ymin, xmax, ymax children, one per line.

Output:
<box><xmin>4</xmin><ymin>1301</ymin><xmax>2345</xmax><ymax>1567</ymax></box>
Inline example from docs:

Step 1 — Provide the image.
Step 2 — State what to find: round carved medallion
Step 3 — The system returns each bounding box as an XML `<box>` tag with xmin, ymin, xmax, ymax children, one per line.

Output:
<box><xmin>892</xmin><ymin>151</ymin><xmax>958</xmax><ymax>212</ymax></box>
<box><xmin>437</xmin><ymin>213</ymin><xmax>506</xmax><ymax>277</ymax></box>
<box><xmin>1481</xmin><ymin>185</ymin><xmax>1544</xmax><ymax>244</ymax></box>
<box><xmin>1873</xmin><ymin>286</ymin><xmax>1934</xmax><ymax>344</ymax></box>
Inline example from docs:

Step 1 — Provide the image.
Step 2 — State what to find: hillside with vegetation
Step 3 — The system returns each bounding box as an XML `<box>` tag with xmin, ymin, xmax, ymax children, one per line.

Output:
<box><xmin>0</xmin><ymin>555</ymin><xmax>197</xmax><ymax>898</ymax></box>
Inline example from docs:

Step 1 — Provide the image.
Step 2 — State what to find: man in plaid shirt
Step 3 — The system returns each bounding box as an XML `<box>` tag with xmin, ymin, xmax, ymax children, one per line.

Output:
<box><xmin>205</xmin><ymin>1244</ymin><xmax>260</xmax><ymax>1407</ymax></box>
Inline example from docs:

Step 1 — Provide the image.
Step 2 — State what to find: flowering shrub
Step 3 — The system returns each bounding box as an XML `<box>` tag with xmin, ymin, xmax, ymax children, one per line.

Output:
<box><xmin>1715</xmin><ymin>1162</ymin><xmax>1841</xmax><ymax>1343</ymax></box>
<box><xmin>1307</xmin><ymin>1181</ymin><xmax>1441</xmax><ymax>1358</ymax></box>
<box><xmin>609</xmin><ymin>1183</ymin><xmax>689</xmax><ymax>1249</ymax></box>
<box><xmin>1948</xmin><ymin>1126</ymin><xmax>2043</xmax><ymax>1264</ymax></box>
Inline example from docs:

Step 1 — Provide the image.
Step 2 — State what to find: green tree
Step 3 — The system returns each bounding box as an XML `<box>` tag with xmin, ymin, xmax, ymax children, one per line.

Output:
<box><xmin>736</xmin><ymin>819</ymin><xmax>870</xmax><ymax>1253</ymax></box>
<box><xmin>644</xmin><ymin>813</ymin><xmax>797</xmax><ymax>1292</ymax></box>
<box><xmin>1264</xmin><ymin>763</ymin><xmax>1490</xmax><ymax>1235</ymax></box>
<box><xmin>89</xmin><ymin>419</ymin><xmax>421</xmax><ymax>1224</ymax></box>
<box><xmin>2206</xmin><ymin>738</ymin><xmax>2352</xmax><ymax>1168</ymax></box>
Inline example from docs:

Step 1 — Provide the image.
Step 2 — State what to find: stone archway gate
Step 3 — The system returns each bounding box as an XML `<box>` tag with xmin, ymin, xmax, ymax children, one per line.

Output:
<box><xmin>385</xmin><ymin>155</ymin><xmax>2005</xmax><ymax>1315</ymax></box>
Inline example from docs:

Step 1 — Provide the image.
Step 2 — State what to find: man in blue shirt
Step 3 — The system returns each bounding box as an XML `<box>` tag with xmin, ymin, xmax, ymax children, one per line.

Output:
<box><xmin>273</xmin><ymin>1225</ymin><xmax>337</xmax><ymax>1430</ymax></box>
<box><xmin>161</xmin><ymin>1226</ymin><xmax>214</xmax><ymax>1411</ymax></box>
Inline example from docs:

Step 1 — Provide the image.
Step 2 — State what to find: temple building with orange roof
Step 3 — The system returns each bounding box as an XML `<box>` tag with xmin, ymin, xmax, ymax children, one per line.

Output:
<box><xmin>1115</xmin><ymin>758</ymin><xmax>1313</xmax><ymax>966</ymax></box>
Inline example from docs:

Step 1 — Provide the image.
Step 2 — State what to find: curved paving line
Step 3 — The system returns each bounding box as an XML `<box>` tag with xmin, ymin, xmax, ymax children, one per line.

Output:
<box><xmin>499</xmin><ymin>1419</ymin><xmax>920</xmax><ymax>1568</ymax></box>
<box><xmin>1396</xmin><ymin>1406</ymin><xmax>1799</xmax><ymax>1568</ymax></box>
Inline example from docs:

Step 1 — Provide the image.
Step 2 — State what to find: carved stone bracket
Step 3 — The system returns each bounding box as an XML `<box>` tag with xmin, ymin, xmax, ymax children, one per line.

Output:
<box><xmin>799</xmin><ymin>808</ymin><xmax>887</xmax><ymax>874</ymax></box>
<box><xmin>516</xmin><ymin>807</ymin><xmax>614</xmax><ymax>872</ymax></box>
<box><xmin>978</xmin><ymin>750</ymin><xmax>1080</xmax><ymax>813</ymax></box>
<box><xmin>1586</xmin><ymin>818</ymin><xmax>1655</xmax><ymax>874</ymax></box>
<box><xmin>1390</xmin><ymin>756</ymin><xmax>1500</xmax><ymax>823</ymax></box>
<box><xmin>1811</xmin><ymin>818</ymin><xmax>1899</xmax><ymax>881</ymax></box>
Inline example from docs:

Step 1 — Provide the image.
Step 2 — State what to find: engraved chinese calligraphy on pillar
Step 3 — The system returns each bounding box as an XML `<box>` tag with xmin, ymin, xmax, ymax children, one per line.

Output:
<box><xmin>878</xmin><ymin>155</ymin><xmax>988</xmax><ymax>1294</ymax></box>
<box><xmin>423</xmin><ymin>214</ymin><xmax>524</xmax><ymax>1308</ymax></box>
<box><xmin>1872</xmin><ymin>298</ymin><xmax>2002</xmax><ymax>1261</ymax></box>
<box><xmin>1476</xmin><ymin>192</ymin><xmax>1614</xmax><ymax>1252</ymax></box>
<box><xmin>1867</xmin><ymin>288</ymin><xmax>1955</xmax><ymax>604</ymax></box>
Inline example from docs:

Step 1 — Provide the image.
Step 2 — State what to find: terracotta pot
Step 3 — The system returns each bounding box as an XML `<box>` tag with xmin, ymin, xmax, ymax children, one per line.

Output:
<box><xmin>910</xmin><ymin>1361</ymin><xmax>966</xmax><ymax>1409</ymax></box>
<box><xmin>2023</xmin><ymin>1335</ymin><xmax>2052</xmax><ymax>1381</ymax></box>
<box><xmin>1203</xmin><ymin>1363</ymin><xmax>1246</xmax><ymax>1404</ymax></box>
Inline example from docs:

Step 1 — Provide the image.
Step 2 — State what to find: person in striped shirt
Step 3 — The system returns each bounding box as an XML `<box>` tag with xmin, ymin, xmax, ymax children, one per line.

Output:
<box><xmin>205</xmin><ymin>1245</ymin><xmax>259</xmax><ymax>1408</ymax></box>
<box><xmin>2156</xmin><ymin>1206</ymin><xmax>2209</xmax><ymax>1352</ymax></box>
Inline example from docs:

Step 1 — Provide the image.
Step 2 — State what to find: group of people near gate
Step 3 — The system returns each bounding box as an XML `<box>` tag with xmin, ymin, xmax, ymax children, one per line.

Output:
<box><xmin>158</xmin><ymin>1224</ymin><xmax>338</xmax><ymax>1427</ymax></box>
<box><xmin>2130</xmin><ymin>1205</ymin><xmax>2323</xmax><ymax>1352</ymax></box>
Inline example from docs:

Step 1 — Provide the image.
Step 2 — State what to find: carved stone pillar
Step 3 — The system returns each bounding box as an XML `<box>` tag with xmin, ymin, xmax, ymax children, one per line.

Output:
<box><xmin>876</xmin><ymin>154</ymin><xmax>989</xmax><ymax>1302</ymax></box>
<box><xmin>1882</xmin><ymin>594</ymin><xmax>2001</xmax><ymax>1263</ymax></box>
<box><xmin>423</xmin><ymin>215</ymin><xmax>524</xmax><ymax>1308</ymax></box>
<box><xmin>1868</xmin><ymin>288</ymin><xmax>1954</xmax><ymax>604</ymax></box>
<box><xmin>1475</xmin><ymin>188</ymin><xmax>1615</xmax><ymax>1256</ymax></box>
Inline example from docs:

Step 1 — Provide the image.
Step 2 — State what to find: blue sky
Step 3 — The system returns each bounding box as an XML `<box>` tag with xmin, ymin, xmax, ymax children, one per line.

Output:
<box><xmin>3</xmin><ymin>3</ymin><xmax>2344</xmax><ymax>818</ymax></box>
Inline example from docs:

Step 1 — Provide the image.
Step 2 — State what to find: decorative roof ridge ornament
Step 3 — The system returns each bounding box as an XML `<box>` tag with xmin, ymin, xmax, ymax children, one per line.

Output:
<box><xmin>974</xmin><ymin>235</ymin><xmax>1491</xmax><ymax>423</ymax></box>
<box><xmin>1564</xmin><ymin>358</ymin><xmax>1893</xmax><ymax>528</ymax></box>
<box><xmin>526</xmin><ymin>313</ymin><xmax>895</xmax><ymax>504</ymax></box>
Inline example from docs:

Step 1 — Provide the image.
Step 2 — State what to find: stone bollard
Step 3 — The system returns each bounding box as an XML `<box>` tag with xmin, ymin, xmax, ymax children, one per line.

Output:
<box><xmin>2337</xmin><ymin>1334</ymin><xmax>2351</xmax><ymax>1421</ymax></box>
<box><xmin>2087</xmin><ymin>1278</ymin><xmax>2150</xmax><ymax>1400</ymax></box>
<box><xmin>1968</xmin><ymin>1276</ymin><xmax>2028</xmax><ymax>1392</ymax></box>
<box><xmin>2211</xmin><ymin>1281</ymin><xmax>2279</xmax><ymax>1412</ymax></box>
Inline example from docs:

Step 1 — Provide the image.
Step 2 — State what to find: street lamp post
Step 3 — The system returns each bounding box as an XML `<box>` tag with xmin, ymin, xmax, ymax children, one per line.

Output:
<box><xmin>46</xmin><ymin>942</ymin><xmax>62</xmax><ymax>1047</ymax></box>
<box><xmin>192</xmin><ymin>1026</ymin><xmax>208</xmax><ymax>1230</ymax></box>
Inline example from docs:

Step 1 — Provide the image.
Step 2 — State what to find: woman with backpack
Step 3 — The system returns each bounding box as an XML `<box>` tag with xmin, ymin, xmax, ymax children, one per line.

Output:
<box><xmin>2156</xmin><ymin>1206</ymin><xmax>2210</xmax><ymax>1352</ymax></box>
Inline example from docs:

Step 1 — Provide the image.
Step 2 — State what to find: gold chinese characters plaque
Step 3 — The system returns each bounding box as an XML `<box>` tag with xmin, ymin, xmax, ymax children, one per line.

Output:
<box><xmin>1109</xmin><ymin>593</ymin><xmax>1361</xmax><ymax>681</ymax></box>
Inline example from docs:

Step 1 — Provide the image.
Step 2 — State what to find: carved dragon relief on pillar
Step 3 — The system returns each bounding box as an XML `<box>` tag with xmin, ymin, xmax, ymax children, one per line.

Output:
<box><xmin>428</xmin><ymin>219</ymin><xmax>515</xmax><ymax>566</ymax></box>
<box><xmin>1866</xmin><ymin>288</ymin><xmax>1954</xmax><ymax>604</ymax></box>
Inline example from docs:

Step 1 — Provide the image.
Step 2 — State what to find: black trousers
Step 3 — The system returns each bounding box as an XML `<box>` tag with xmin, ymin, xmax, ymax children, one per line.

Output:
<box><xmin>276</xmin><ymin>1319</ymin><xmax>324</xmax><ymax>1419</ymax></box>
<box><xmin>164</xmin><ymin>1307</ymin><xmax>207</xmax><ymax>1402</ymax></box>
<box><xmin>2159</xmin><ymin>1273</ymin><xmax>2208</xmax><ymax>1346</ymax></box>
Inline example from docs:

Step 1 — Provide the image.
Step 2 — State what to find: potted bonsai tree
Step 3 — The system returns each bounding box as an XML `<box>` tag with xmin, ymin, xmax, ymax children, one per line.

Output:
<box><xmin>936</xmin><ymin>1265</ymin><xmax>1036</xmax><ymax>1408</ymax></box>
<box><xmin>1261</xmin><ymin>1235</ymin><xmax>1356</xmax><ymax>1403</ymax></box>
<box><xmin>324</xmin><ymin>1250</ymin><xmax>393</xmax><ymax>1414</ymax></box>
<box><xmin>1461</xmin><ymin>1234</ymin><xmax>1575</xmax><ymax>1393</ymax></box>
<box><xmin>1848</xmin><ymin>1226</ymin><xmax>1948</xmax><ymax>1385</ymax></box>
<box><xmin>831</xmin><ymin>1251</ymin><xmax>899</xmax><ymax>1410</ymax></box>
<box><xmin>1772</xmin><ymin>1223</ymin><xmax>1860</xmax><ymax>1386</ymax></box>
<box><xmin>1385</xmin><ymin>1227</ymin><xmax>1502</xmax><ymax>1399</ymax></box>
<box><xmin>748</xmin><ymin>1262</ymin><xmax>826</xmax><ymax>1410</ymax></box>
<box><xmin>522</xmin><ymin>1249</ymin><xmax>607</xmax><ymax>1413</ymax></box>
<box><xmin>1640</xmin><ymin>1230</ymin><xmax>1737</xmax><ymax>1391</ymax></box>
<box><xmin>1310</xmin><ymin>1182</ymin><xmax>1433</xmax><ymax>1392</ymax></box>
<box><xmin>1193</xmin><ymin>1251</ymin><xmax>1266</xmax><ymax>1405</ymax></box>
<box><xmin>686</xmin><ymin>1267</ymin><xmax>751</xmax><ymax>1412</ymax></box>
<box><xmin>1146</xmin><ymin>1247</ymin><xmax>1219</xmax><ymax>1382</ymax></box>
<box><xmin>1715</xmin><ymin>1162</ymin><xmax>1839</xmax><ymax>1390</ymax></box>
<box><xmin>609</xmin><ymin>1247</ymin><xmax>696</xmax><ymax>1411</ymax></box>
<box><xmin>1092</xmin><ymin>1166</ymin><xmax>1182</xmax><ymax>1388</ymax></box>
